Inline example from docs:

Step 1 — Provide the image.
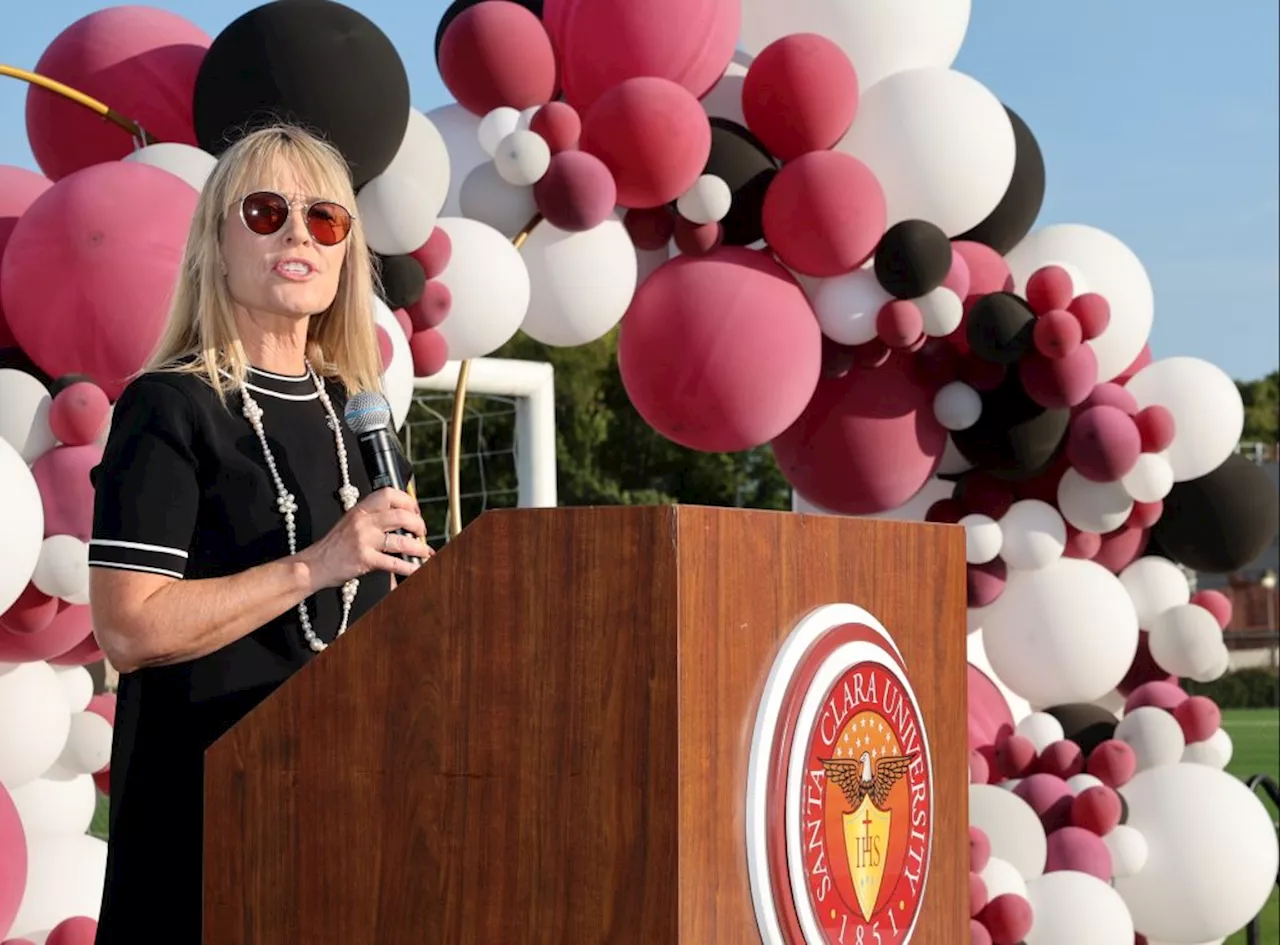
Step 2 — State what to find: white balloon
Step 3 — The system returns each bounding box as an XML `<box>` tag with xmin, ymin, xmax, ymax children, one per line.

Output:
<box><xmin>459</xmin><ymin>161</ymin><xmax>540</xmax><ymax>238</ymax></box>
<box><xmin>1119</xmin><ymin>557</ymin><xmax>1190</xmax><ymax>627</ymax></box>
<box><xmin>357</xmin><ymin>170</ymin><xmax>439</xmax><ymax>255</ymax></box>
<box><xmin>1147</xmin><ymin>604</ymin><xmax>1226</xmax><ymax>681</ymax></box>
<box><xmin>1057</xmin><ymin>468</ymin><xmax>1133</xmax><ymax>535</ymax></box>
<box><xmin>969</xmin><ymin>784</ymin><xmax>1047</xmax><ymax>879</ymax></box>
<box><xmin>865</xmin><ymin>476</ymin><xmax>955</xmax><ymax>522</ymax></box>
<box><xmin>519</xmin><ymin>214</ymin><xmax>637</xmax><ymax>347</ymax></box>
<box><xmin>0</xmin><ymin>436</ymin><xmax>44</xmax><ymax>614</ymax></box>
<box><xmin>1124</xmin><ymin>358</ymin><xmax>1245</xmax><ymax>482</ymax></box>
<box><xmin>998</xmin><ymin>500</ymin><xmax>1067</xmax><ymax>571</ymax></box>
<box><xmin>8</xmin><ymin>767</ymin><xmax>96</xmax><ymax>838</ymax></box>
<box><xmin>980</xmin><ymin>854</ymin><xmax>1029</xmax><ymax>900</ymax></box>
<box><xmin>32</xmin><ymin>536</ymin><xmax>89</xmax><ymax>605</ymax></box>
<box><xmin>384</xmin><ymin>108</ymin><xmax>452</xmax><ymax>219</ymax></box>
<box><xmin>1065</xmin><ymin>773</ymin><xmax>1104</xmax><ymax>795</ymax></box>
<box><xmin>1115</xmin><ymin>706</ymin><xmax>1185</xmax><ymax>771</ymax></box>
<box><xmin>677</xmin><ymin>175</ymin><xmax>732</xmax><ymax>225</ymax></box>
<box><xmin>493</xmin><ymin>130</ymin><xmax>551</xmax><ymax>187</ymax></box>
<box><xmin>967</xmin><ymin>631</ymin><xmax>1034</xmax><ymax>724</ymax></box>
<box><xmin>1104</xmin><ymin>824</ymin><xmax>1149</xmax><ymax>878</ymax></box>
<box><xmin>426</xmin><ymin>104</ymin><xmax>486</xmax><ymax>218</ymax></box>
<box><xmin>812</xmin><ymin>267</ymin><xmax>891</xmax><ymax>345</ymax></box>
<box><xmin>1204</xmin><ymin>727</ymin><xmax>1233</xmax><ymax>768</ymax></box>
<box><xmin>917</xmin><ymin>285</ymin><xmax>964</xmax><ymax>337</ymax></box>
<box><xmin>741</xmin><ymin>0</ymin><xmax>971</xmax><ymax>90</ymax></box>
<box><xmin>1005</xmin><ymin>225</ymin><xmax>1153</xmax><ymax>382</ymax></box>
<box><xmin>1016</xmin><ymin>712</ymin><xmax>1065</xmax><ymax>753</ymax></box>
<box><xmin>699</xmin><ymin>50</ymin><xmax>753</xmax><ymax>124</ymax></box>
<box><xmin>52</xmin><ymin>666</ymin><xmax>93</xmax><ymax>713</ymax></box>
<box><xmin>8</xmin><ymin>833</ymin><xmax>107</xmax><ymax>939</ymax></box>
<box><xmin>1121</xmin><ymin>451</ymin><xmax>1175</xmax><ymax>502</ymax></box>
<box><xmin>838</xmin><ymin>68</ymin><xmax>1015</xmax><ymax>235</ymax></box>
<box><xmin>1025</xmin><ymin>870</ymin><xmax>1134</xmax><ymax>945</ymax></box>
<box><xmin>1118</xmin><ymin>764</ymin><xmax>1280</xmax><ymax>942</ymax></box>
<box><xmin>0</xmin><ymin>368</ymin><xmax>55</xmax><ymax>462</ymax></box>
<box><xmin>0</xmin><ymin>661</ymin><xmax>72</xmax><ymax>789</ymax></box>
<box><xmin>1181</xmin><ymin>738</ymin><xmax>1229</xmax><ymax>769</ymax></box>
<box><xmin>960</xmin><ymin>513</ymin><xmax>1002</xmax><ymax>564</ymax></box>
<box><xmin>982</xmin><ymin>558</ymin><xmax>1139</xmax><ymax>706</ymax></box>
<box><xmin>933</xmin><ymin>381</ymin><xmax>981</xmax><ymax>431</ymax></box>
<box><xmin>432</xmin><ymin>217</ymin><xmax>531</xmax><ymax>361</ymax></box>
<box><xmin>371</xmin><ymin>296</ymin><xmax>412</xmax><ymax>430</ymax></box>
<box><xmin>478</xmin><ymin>107</ymin><xmax>521</xmax><ymax>156</ymax></box>
<box><xmin>516</xmin><ymin>105</ymin><xmax>542</xmax><ymax>130</ymax></box>
<box><xmin>56</xmin><ymin>710</ymin><xmax>113</xmax><ymax>775</ymax></box>
<box><xmin>123</xmin><ymin>142</ymin><xmax>216</xmax><ymax>192</ymax></box>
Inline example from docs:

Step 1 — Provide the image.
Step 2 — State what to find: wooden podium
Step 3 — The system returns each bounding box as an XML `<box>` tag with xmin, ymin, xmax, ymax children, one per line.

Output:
<box><xmin>204</xmin><ymin>506</ymin><xmax>967</xmax><ymax>943</ymax></box>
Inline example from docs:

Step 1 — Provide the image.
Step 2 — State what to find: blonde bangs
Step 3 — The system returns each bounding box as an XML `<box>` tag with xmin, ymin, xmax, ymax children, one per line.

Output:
<box><xmin>145</xmin><ymin>125</ymin><xmax>386</xmax><ymax>403</ymax></box>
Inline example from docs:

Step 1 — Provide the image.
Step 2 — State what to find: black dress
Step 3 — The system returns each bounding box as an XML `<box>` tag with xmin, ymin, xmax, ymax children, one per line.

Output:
<box><xmin>88</xmin><ymin>365</ymin><xmax>391</xmax><ymax>943</ymax></box>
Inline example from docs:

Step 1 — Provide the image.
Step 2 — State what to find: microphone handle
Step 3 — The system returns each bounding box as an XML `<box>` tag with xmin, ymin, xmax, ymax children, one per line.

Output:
<box><xmin>356</xmin><ymin>427</ymin><xmax>421</xmax><ymax>566</ymax></box>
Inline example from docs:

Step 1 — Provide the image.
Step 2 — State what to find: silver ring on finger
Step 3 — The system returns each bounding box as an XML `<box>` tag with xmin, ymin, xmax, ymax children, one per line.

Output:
<box><xmin>382</xmin><ymin>532</ymin><xmax>392</xmax><ymax>554</ymax></box>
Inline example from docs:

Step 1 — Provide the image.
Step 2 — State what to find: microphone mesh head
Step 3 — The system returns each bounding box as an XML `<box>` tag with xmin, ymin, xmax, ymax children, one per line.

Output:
<box><xmin>344</xmin><ymin>390</ymin><xmax>393</xmax><ymax>434</ymax></box>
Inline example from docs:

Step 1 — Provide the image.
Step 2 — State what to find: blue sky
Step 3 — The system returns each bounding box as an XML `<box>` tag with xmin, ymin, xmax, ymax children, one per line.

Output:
<box><xmin>1</xmin><ymin>1</ymin><xmax>1276</xmax><ymax>380</ymax></box>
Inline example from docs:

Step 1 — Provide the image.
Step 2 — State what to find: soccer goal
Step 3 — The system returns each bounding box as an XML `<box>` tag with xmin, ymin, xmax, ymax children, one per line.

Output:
<box><xmin>400</xmin><ymin>358</ymin><xmax>557</xmax><ymax>545</ymax></box>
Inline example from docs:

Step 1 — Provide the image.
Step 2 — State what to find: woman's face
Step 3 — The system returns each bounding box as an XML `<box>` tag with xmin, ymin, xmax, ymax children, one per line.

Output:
<box><xmin>220</xmin><ymin>164</ymin><xmax>350</xmax><ymax>322</ymax></box>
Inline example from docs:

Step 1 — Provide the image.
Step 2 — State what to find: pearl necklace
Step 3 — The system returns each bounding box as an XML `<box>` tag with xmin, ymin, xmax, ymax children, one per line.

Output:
<box><xmin>240</xmin><ymin>361</ymin><xmax>361</xmax><ymax>653</ymax></box>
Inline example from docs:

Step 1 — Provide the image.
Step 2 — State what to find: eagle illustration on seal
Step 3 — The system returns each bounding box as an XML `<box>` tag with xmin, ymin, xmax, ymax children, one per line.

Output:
<box><xmin>823</xmin><ymin>751</ymin><xmax>917</xmax><ymax>811</ymax></box>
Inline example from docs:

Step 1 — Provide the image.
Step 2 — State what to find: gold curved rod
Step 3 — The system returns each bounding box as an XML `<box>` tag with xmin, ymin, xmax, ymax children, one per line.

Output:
<box><xmin>0</xmin><ymin>63</ymin><xmax>157</xmax><ymax>145</ymax></box>
<box><xmin>446</xmin><ymin>212</ymin><xmax>543</xmax><ymax>539</ymax></box>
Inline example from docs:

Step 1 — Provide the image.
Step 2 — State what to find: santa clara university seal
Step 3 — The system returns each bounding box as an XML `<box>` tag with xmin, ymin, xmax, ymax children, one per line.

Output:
<box><xmin>746</xmin><ymin>605</ymin><xmax>934</xmax><ymax>945</ymax></box>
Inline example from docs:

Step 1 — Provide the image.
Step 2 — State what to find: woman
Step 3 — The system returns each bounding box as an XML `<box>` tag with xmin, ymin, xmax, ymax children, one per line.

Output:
<box><xmin>87</xmin><ymin>125</ymin><xmax>434</xmax><ymax>942</ymax></box>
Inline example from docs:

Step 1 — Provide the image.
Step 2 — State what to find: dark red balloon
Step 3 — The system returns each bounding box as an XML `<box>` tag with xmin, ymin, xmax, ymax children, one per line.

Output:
<box><xmin>1033</xmin><ymin>309</ymin><xmax>1082</xmax><ymax>359</ymax></box>
<box><xmin>1126</xmin><ymin>499</ymin><xmax>1164</xmax><ymax>530</ymax></box>
<box><xmin>970</xmin><ymin>826</ymin><xmax>992</xmax><ymax>873</ymax></box>
<box><xmin>0</xmin><ymin>602</ymin><xmax>94</xmax><ymax>663</ymax></box>
<box><xmin>0</xmin><ymin>583</ymin><xmax>58</xmax><ymax>635</ymax></box>
<box><xmin>926</xmin><ymin>499</ymin><xmax>966</xmax><ymax>524</ymax></box>
<box><xmin>967</xmin><ymin>558</ymin><xmax>1008</xmax><ymax>608</ymax></box>
<box><xmin>49</xmin><ymin>381</ymin><xmax>110</xmax><ymax>446</ymax></box>
<box><xmin>673</xmin><ymin>218</ymin><xmax>723</xmax><ymax>256</ymax></box>
<box><xmin>1125</xmin><ymin>680</ymin><xmax>1187</xmax><ymax>713</ymax></box>
<box><xmin>1190</xmin><ymin>589</ymin><xmax>1232</xmax><ymax>629</ymax></box>
<box><xmin>1134</xmin><ymin>405</ymin><xmax>1176</xmax><ymax>453</ymax></box>
<box><xmin>876</xmin><ymin>299</ymin><xmax>923</xmax><ymax>349</ymax></box>
<box><xmin>1086</xmin><ymin>739</ymin><xmax>1136</xmax><ymax>788</ymax></box>
<box><xmin>409</xmin><ymin>328</ymin><xmax>450</xmax><ymax>377</ymax></box>
<box><xmin>1014</xmin><ymin>773</ymin><xmax>1074</xmax><ymax>832</ymax></box>
<box><xmin>408</xmin><ymin>281</ymin><xmax>452</xmax><ymax>332</ymax></box>
<box><xmin>995</xmin><ymin>734</ymin><xmax>1037</xmax><ymax>779</ymax></box>
<box><xmin>1173</xmin><ymin>694</ymin><xmax>1221</xmax><ymax>743</ymax></box>
<box><xmin>439</xmin><ymin>1</ymin><xmax>558</xmax><ymax>116</ymax></box>
<box><xmin>580</xmin><ymin>77</ymin><xmax>711</xmax><ymax>209</ymax></box>
<box><xmin>742</xmin><ymin>33</ymin><xmax>858</xmax><ymax>161</ymax></box>
<box><xmin>1045</xmin><ymin>825</ymin><xmax>1111</xmax><ymax>881</ymax></box>
<box><xmin>958</xmin><ymin>355</ymin><xmax>1007</xmax><ymax>392</ymax></box>
<box><xmin>1093</xmin><ymin>524</ymin><xmax>1149</xmax><ymax>574</ymax></box>
<box><xmin>528</xmin><ymin>101</ymin><xmax>582</xmax><ymax>153</ymax></box>
<box><xmin>411</xmin><ymin>228</ymin><xmax>452</xmax><ymax>280</ymax></box>
<box><xmin>1020</xmin><ymin>344</ymin><xmax>1098</xmax><ymax>410</ymax></box>
<box><xmin>533</xmin><ymin>150</ymin><xmax>617</xmax><ymax>232</ymax></box>
<box><xmin>1071</xmin><ymin>785</ymin><xmax>1123</xmax><ymax>836</ymax></box>
<box><xmin>1063</xmin><ymin>524</ymin><xmax>1102</xmax><ymax>560</ymax></box>
<box><xmin>1117</xmin><ymin>631</ymin><xmax>1177</xmax><ymax>696</ymax></box>
<box><xmin>1068</xmin><ymin>292</ymin><xmax>1111</xmax><ymax>341</ymax></box>
<box><xmin>762</xmin><ymin>150</ymin><xmax>885</xmax><ymax>277</ymax></box>
<box><xmin>849</xmin><ymin>339</ymin><xmax>891</xmax><ymax>369</ymax></box>
<box><xmin>1114</xmin><ymin>342</ymin><xmax>1152</xmax><ymax>384</ymax></box>
<box><xmin>979</xmin><ymin>894</ymin><xmax>1034</xmax><ymax>945</ymax></box>
<box><xmin>969</xmin><ymin>871</ymin><xmax>988</xmax><ymax>917</ymax></box>
<box><xmin>1025</xmin><ymin>265</ymin><xmax>1074</xmax><ymax>315</ymax></box>
<box><xmin>1036</xmin><ymin>739</ymin><xmax>1084</xmax><ymax>779</ymax></box>
<box><xmin>1081</xmin><ymin>381</ymin><xmax>1138</xmax><ymax>416</ymax></box>
<box><xmin>1066</xmin><ymin>405</ymin><xmax>1142</xmax><ymax>482</ymax></box>
<box><xmin>376</xmin><ymin>325</ymin><xmax>394</xmax><ymax>371</ymax></box>
<box><xmin>624</xmin><ymin>207</ymin><xmax>675</xmax><ymax>251</ymax></box>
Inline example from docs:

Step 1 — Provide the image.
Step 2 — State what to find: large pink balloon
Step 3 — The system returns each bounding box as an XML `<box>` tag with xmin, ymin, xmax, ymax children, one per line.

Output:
<box><xmin>0</xmin><ymin>782</ymin><xmax>26</xmax><ymax>938</ymax></box>
<box><xmin>25</xmin><ymin>6</ymin><xmax>210</xmax><ymax>181</ymax></box>
<box><xmin>2</xmin><ymin>162</ymin><xmax>198</xmax><ymax>399</ymax></box>
<box><xmin>0</xmin><ymin>166</ymin><xmax>52</xmax><ymax>347</ymax></box>
<box><xmin>0</xmin><ymin>602</ymin><xmax>94</xmax><ymax>664</ymax></box>
<box><xmin>618</xmin><ymin>248</ymin><xmax>821</xmax><ymax>452</ymax></box>
<box><xmin>32</xmin><ymin>444</ymin><xmax>101</xmax><ymax>541</ymax></box>
<box><xmin>968</xmin><ymin>664</ymin><xmax>1016</xmax><ymax>753</ymax></box>
<box><xmin>772</xmin><ymin>353</ymin><xmax>946</xmax><ymax>514</ymax></box>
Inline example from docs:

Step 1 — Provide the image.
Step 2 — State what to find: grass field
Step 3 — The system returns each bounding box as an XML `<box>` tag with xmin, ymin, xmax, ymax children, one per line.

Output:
<box><xmin>84</xmin><ymin>708</ymin><xmax>1280</xmax><ymax>940</ymax></box>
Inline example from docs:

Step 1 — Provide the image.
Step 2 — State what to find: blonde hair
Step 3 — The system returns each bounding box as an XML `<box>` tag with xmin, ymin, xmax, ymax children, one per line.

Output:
<box><xmin>146</xmin><ymin>124</ymin><xmax>384</xmax><ymax>401</ymax></box>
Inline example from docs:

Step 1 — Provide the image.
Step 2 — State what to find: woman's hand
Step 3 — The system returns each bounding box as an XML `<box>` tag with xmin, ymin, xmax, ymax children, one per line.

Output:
<box><xmin>299</xmin><ymin>489</ymin><xmax>433</xmax><ymax>590</ymax></box>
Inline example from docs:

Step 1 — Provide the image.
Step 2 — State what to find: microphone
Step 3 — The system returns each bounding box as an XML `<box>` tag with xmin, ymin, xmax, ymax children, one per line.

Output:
<box><xmin>343</xmin><ymin>390</ymin><xmax>421</xmax><ymax>566</ymax></box>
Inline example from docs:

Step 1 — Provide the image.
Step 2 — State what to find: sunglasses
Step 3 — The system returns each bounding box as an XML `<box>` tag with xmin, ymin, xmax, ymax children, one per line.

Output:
<box><xmin>237</xmin><ymin>191</ymin><xmax>354</xmax><ymax>246</ymax></box>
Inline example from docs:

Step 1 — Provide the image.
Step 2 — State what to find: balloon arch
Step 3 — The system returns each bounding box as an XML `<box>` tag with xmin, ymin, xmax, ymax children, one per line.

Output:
<box><xmin>0</xmin><ymin>1</ymin><xmax>1277</xmax><ymax>941</ymax></box>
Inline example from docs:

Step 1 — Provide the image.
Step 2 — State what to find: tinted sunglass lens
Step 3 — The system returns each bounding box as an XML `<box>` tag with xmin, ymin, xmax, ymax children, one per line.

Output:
<box><xmin>242</xmin><ymin>192</ymin><xmax>288</xmax><ymax>235</ymax></box>
<box><xmin>307</xmin><ymin>202</ymin><xmax>352</xmax><ymax>246</ymax></box>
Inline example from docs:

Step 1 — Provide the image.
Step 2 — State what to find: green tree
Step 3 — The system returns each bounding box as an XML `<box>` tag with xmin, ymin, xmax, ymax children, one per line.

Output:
<box><xmin>1236</xmin><ymin>370</ymin><xmax>1279</xmax><ymax>444</ymax></box>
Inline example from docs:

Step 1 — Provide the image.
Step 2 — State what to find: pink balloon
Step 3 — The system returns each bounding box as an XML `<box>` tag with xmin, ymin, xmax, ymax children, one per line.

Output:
<box><xmin>376</xmin><ymin>325</ymin><xmax>394</xmax><ymax>372</ymax></box>
<box><xmin>1190</xmin><ymin>589</ymin><xmax>1232</xmax><ymax>629</ymax></box>
<box><xmin>1081</xmin><ymin>382</ymin><xmax>1138</xmax><ymax>416</ymax></box>
<box><xmin>1134</xmin><ymin>404</ymin><xmax>1176</xmax><ymax>453</ymax></box>
<box><xmin>1114</xmin><ymin>343</ymin><xmax>1152</xmax><ymax>384</ymax></box>
<box><xmin>877</xmin><ymin>299</ymin><xmax>924</xmax><ymax>349</ymax></box>
<box><xmin>408</xmin><ymin>282</ymin><xmax>452</xmax><ymax>332</ymax></box>
<box><xmin>0</xmin><ymin>583</ymin><xmax>58</xmax><ymax>635</ymax></box>
<box><xmin>1013</xmin><ymin>773</ymin><xmax>1074</xmax><ymax>832</ymax></box>
<box><xmin>48</xmin><ymin>382</ymin><xmax>110</xmax><ymax>446</ymax></box>
<box><xmin>1068</xmin><ymin>293</ymin><xmax>1111</xmax><ymax>341</ymax></box>
<box><xmin>410</xmin><ymin>229</ymin><xmax>452</xmax><ymax>280</ymax></box>
<box><xmin>1025</xmin><ymin>266</ymin><xmax>1074</xmax><ymax>315</ymax></box>
<box><xmin>25</xmin><ymin>7</ymin><xmax>210</xmax><ymax>181</ymax></box>
<box><xmin>1066</xmin><ymin>406</ymin><xmax>1141</xmax><ymax>483</ymax></box>
<box><xmin>1173</xmin><ymin>695</ymin><xmax>1221</xmax><ymax>743</ymax></box>
<box><xmin>742</xmin><ymin>33</ymin><xmax>858</xmax><ymax>161</ymax></box>
<box><xmin>968</xmin><ymin>664</ymin><xmax>1015</xmax><ymax>753</ymax></box>
<box><xmin>0</xmin><ymin>602</ymin><xmax>94</xmax><ymax>664</ymax></box>
<box><xmin>1071</xmin><ymin>785</ymin><xmax>1122</xmax><ymax>836</ymax></box>
<box><xmin>45</xmin><ymin>916</ymin><xmax>98</xmax><ymax>945</ymax></box>
<box><xmin>1117</xmin><ymin>630</ymin><xmax>1177</xmax><ymax>695</ymax></box>
<box><xmin>528</xmin><ymin>101</ymin><xmax>582</xmax><ymax>154</ymax></box>
<box><xmin>1086</xmin><ymin>739</ymin><xmax>1136</xmax><ymax>788</ymax></box>
<box><xmin>1125</xmin><ymin>680</ymin><xmax>1187</xmax><ymax>714</ymax></box>
<box><xmin>969</xmin><ymin>870</ymin><xmax>988</xmax><ymax>917</ymax></box>
<box><xmin>408</xmin><ymin>329</ymin><xmax>450</xmax><ymax>378</ymax></box>
<box><xmin>31</xmin><ymin>444</ymin><xmax>102</xmax><ymax>541</ymax></box>
<box><xmin>672</xmin><ymin>218</ymin><xmax>723</xmax><ymax>257</ymax></box>
<box><xmin>967</xmin><ymin>559</ymin><xmax>1007</xmax><ymax>608</ymax></box>
<box><xmin>1045</xmin><ymin>825</ymin><xmax>1111</xmax><ymax>880</ymax></box>
<box><xmin>2</xmin><ymin>162</ymin><xmax>198</xmax><ymax>399</ymax></box>
<box><xmin>0</xmin><ymin>166</ymin><xmax>53</xmax><ymax>347</ymax></box>
<box><xmin>48</xmin><ymin>629</ymin><xmax>104</xmax><ymax>667</ymax></box>
<box><xmin>1020</xmin><ymin>345</ymin><xmax>1098</xmax><ymax>409</ymax></box>
<box><xmin>995</xmin><ymin>734</ymin><xmax>1038</xmax><ymax>780</ymax></box>
<box><xmin>1092</xmin><ymin>524</ymin><xmax>1148</xmax><ymax>574</ymax></box>
<box><xmin>969</xmin><ymin>748</ymin><xmax>992</xmax><ymax>785</ymax></box>
<box><xmin>620</xmin><ymin>248</ymin><xmax>821</xmax><ymax>452</ymax></box>
<box><xmin>943</xmin><ymin>248</ymin><xmax>972</xmax><ymax>300</ymax></box>
<box><xmin>970</xmin><ymin>826</ymin><xmax>992</xmax><ymax>873</ymax></box>
<box><xmin>0</xmin><ymin>783</ymin><xmax>26</xmax><ymax>938</ymax></box>
<box><xmin>772</xmin><ymin>352</ymin><xmax>945</xmax><ymax>514</ymax></box>
<box><xmin>1035</xmin><ymin>739</ymin><xmax>1084</xmax><ymax>779</ymax></box>
<box><xmin>533</xmin><ymin>150</ymin><xmax>617</xmax><ymax>232</ymax></box>
<box><xmin>392</xmin><ymin>308</ymin><xmax>413</xmax><ymax>342</ymax></box>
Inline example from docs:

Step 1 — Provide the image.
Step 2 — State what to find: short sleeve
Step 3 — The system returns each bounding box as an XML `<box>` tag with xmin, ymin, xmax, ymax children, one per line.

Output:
<box><xmin>89</xmin><ymin>376</ymin><xmax>200</xmax><ymax>579</ymax></box>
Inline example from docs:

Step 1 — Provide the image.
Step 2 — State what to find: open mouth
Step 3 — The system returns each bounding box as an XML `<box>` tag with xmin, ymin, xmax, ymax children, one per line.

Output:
<box><xmin>274</xmin><ymin>259</ymin><xmax>316</xmax><ymax>280</ymax></box>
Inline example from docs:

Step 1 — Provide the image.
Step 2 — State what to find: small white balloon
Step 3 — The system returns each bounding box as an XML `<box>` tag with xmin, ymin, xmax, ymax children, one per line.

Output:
<box><xmin>1181</xmin><ymin>738</ymin><xmax>1229</xmax><ymax>769</ymax></box>
<box><xmin>969</xmin><ymin>784</ymin><xmax>1047</xmax><ymax>879</ymax></box>
<box><xmin>1125</xmin><ymin>357</ymin><xmax>1245</xmax><ymax>482</ymax></box>
<box><xmin>427</xmin><ymin>103</ymin><xmax>486</xmax><ymax>217</ymax></box>
<box><xmin>1104</xmin><ymin>824</ymin><xmax>1148</xmax><ymax>878</ymax></box>
<box><xmin>478</xmin><ymin>106</ymin><xmax>522</xmax><ymax>156</ymax></box>
<box><xmin>1016</xmin><ymin>712</ymin><xmax>1066</xmax><ymax>753</ymax></box>
<box><xmin>1025</xmin><ymin>870</ymin><xmax>1134</xmax><ymax>945</ymax></box>
<box><xmin>52</xmin><ymin>666</ymin><xmax>93</xmax><ymax>713</ymax></box>
<box><xmin>431</xmin><ymin>217</ymin><xmax>532</xmax><ymax>361</ymax></box>
<box><xmin>917</xmin><ymin>285</ymin><xmax>964</xmax><ymax>337</ymax></box>
<box><xmin>1147</xmin><ymin>604</ymin><xmax>1225</xmax><ymax>680</ymax></box>
<box><xmin>459</xmin><ymin>161</ymin><xmax>540</xmax><ymax>238</ymax></box>
<box><xmin>0</xmin><ymin>436</ymin><xmax>45</xmax><ymax>614</ymax></box>
<box><xmin>1115</xmin><ymin>706</ymin><xmax>1185</xmax><ymax>771</ymax></box>
<box><xmin>933</xmin><ymin>381</ymin><xmax>982</xmax><ymax>431</ymax></box>
<box><xmin>1205</xmin><ymin>727</ymin><xmax>1233</xmax><ymax>767</ymax></box>
<box><xmin>1119</xmin><ymin>557</ymin><xmax>1190</xmax><ymax>627</ymax></box>
<box><xmin>57</xmin><ymin>711</ymin><xmax>113</xmax><ymax>776</ymax></box>
<box><xmin>384</xmin><ymin>107</ymin><xmax>452</xmax><ymax>218</ymax></box>
<box><xmin>0</xmin><ymin>661</ymin><xmax>72</xmax><ymax>789</ymax></box>
<box><xmin>0</xmin><ymin>368</ymin><xmax>56</xmax><ymax>462</ymax></box>
<box><xmin>357</xmin><ymin>170</ymin><xmax>439</xmax><ymax>255</ymax></box>
<box><xmin>998</xmin><ymin>499</ymin><xmax>1067</xmax><ymax>571</ymax></box>
<box><xmin>676</xmin><ymin>174</ymin><xmax>732</xmax><ymax>225</ymax></box>
<box><xmin>1066</xmin><ymin>773</ymin><xmax>1104</xmax><ymax>795</ymax></box>
<box><xmin>1121</xmin><ymin>452</ymin><xmax>1174</xmax><ymax>503</ymax></box>
<box><xmin>123</xmin><ymin>142</ymin><xmax>216</xmax><ymax>192</ymax></box>
<box><xmin>1057</xmin><ymin>468</ymin><xmax>1133</xmax><ymax>535</ymax></box>
<box><xmin>960</xmin><ymin>513</ymin><xmax>1003</xmax><ymax>564</ymax></box>
<box><xmin>32</xmin><ymin>535</ymin><xmax>89</xmax><ymax>604</ymax></box>
<box><xmin>492</xmin><ymin>130</ymin><xmax>552</xmax><ymax>187</ymax></box>
<box><xmin>980</xmin><ymin>854</ymin><xmax>1029</xmax><ymax>900</ymax></box>
<box><xmin>812</xmin><ymin>267</ymin><xmax>892</xmax><ymax>346</ymax></box>
<box><xmin>516</xmin><ymin>105</ymin><xmax>542</xmax><ymax>130</ymax></box>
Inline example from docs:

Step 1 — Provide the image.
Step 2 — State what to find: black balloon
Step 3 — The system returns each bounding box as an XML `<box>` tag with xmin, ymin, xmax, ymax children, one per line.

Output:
<box><xmin>193</xmin><ymin>0</ymin><xmax>410</xmax><ymax>188</ymax></box>
<box><xmin>376</xmin><ymin>255</ymin><xmax>426</xmax><ymax>311</ymax></box>
<box><xmin>702</xmin><ymin>118</ymin><xmax>779</xmax><ymax>247</ymax></box>
<box><xmin>435</xmin><ymin>0</ymin><xmax>544</xmax><ymax>59</ymax></box>
<box><xmin>954</xmin><ymin>107</ymin><xmax>1046</xmax><ymax>255</ymax></box>
<box><xmin>1042</xmin><ymin>703</ymin><xmax>1118</xmax><ymax>756</ymax></box>
<box><xmin>874</xmin><ymin>220</ymin><xmax>952</xmax><ymax>299</ymax></box>
<box><xmin>967</xmin><ymin>292</ymin><xmax>1036</xmax><ymax>365</ymax></box>
<box><xmin>951</xmin><ymin>371</ymin><xmax>1069</xmax><ymax>480</ymax></box>
<box><xmin>0</xmin><ymin>348</ymin><xmax>52</xmax><ymax>389</ymax></box>
<box><xmin>1151</xmin><ymin>453</ymin><xmax>1280</xmax><ymax>573</ymax></box>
